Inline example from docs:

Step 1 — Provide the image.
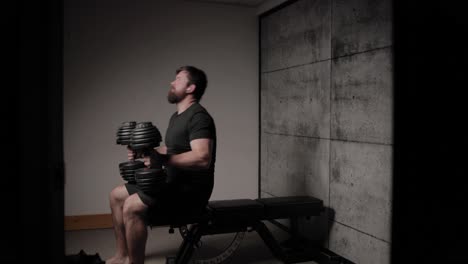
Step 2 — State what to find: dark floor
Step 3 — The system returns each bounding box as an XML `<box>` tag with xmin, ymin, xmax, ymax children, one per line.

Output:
<box><xmin>65</xmin><ymin>221</ymin><xmax>318</xmax><ymax>264</ymax></box>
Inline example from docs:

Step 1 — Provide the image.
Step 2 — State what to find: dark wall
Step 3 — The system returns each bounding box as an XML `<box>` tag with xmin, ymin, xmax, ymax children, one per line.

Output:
<box><xmin>14</xmin><ymin>0</ymin><xmax>64</xmax><ymax>263</ymax></box>
<box><xmin>393</xmin><ymin>1</ymin><xmax>468</xmax><ymax>263</ymax></box>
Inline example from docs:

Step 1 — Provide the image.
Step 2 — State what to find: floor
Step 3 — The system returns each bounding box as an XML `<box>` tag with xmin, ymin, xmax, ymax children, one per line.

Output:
<box><xmin>65</xmin><ymin>221</ymin><xmax>318</xmax><ymax>264</ymax></box>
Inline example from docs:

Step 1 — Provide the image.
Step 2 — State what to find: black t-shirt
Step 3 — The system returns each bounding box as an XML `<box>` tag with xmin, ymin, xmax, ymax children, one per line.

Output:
<box><xmin>164</xmin><ymin>102</ymin><xmax>216</xmax><ymax>204</ymax></box>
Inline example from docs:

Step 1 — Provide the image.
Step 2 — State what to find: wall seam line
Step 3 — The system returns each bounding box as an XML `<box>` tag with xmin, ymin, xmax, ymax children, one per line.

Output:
<box><xmin>264</xmin><ymin>131</ymin><xmax>392</xmax><ymax>146</ymax></box>
<box><xmin>261</xmin><ymin>45</ymin><xmax>393</xmax><ymax>74</ymax></box>
<box><xmin>331</xmin><ymin>219</ymin><xmax>392</xmax><ymax>244</ymax></box>
<box><xmin>328</xmin><ymin>0</ymin><xmax>333</xmax><ymax>250</ymax></box>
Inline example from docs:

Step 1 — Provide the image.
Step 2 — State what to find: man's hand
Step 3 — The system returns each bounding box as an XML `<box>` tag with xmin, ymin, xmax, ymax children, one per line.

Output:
<box><xmin>127</xmin><ymin>146</ymin><xmax>135</xmax><ymax>160</ymax></box>
<box><xmin>143</xmin><ymin>155</ymin><xmax>151</xmax><ymax>167</ymax></box>
<box><xmin>143</xmin><ymin>149</ymin><xmax>167</xmax><ymax>168</ymax></box>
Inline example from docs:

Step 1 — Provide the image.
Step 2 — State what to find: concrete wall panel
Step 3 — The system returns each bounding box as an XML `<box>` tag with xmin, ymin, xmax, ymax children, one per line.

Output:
<box><xmin>330</xmin><ymin>140</ymin><xmax>392</xmax><ymax>241</ymax></box>
<box><xmin>329</xmin><ymin>222</ymin><xmax>391</xmax><ymax>264</ymax></box>
<box><xmin>263</xmin><ymin>62</ymin><xmax>331</xmax><ymax>138</ymax></box>
<box><xmin>262</xmin><ymin>133</ymin><xmax>329</xmax><ymax>202</ymax></box>
<box><xmin>261</xmin><ymin>0</ymin><xmax>331</xmax><ymax>72</ymax></box>
<box><xmin>331</xmin><ymin>48</ymin><xmax>393</xmax><ymax>144</ymax></box>
<box><xmin>261</xmin><ymin>0</ymin><xmax>393</xmax><ymax>262</ymax></box>
<box><xmin>332</xmin><ymin>0</ymin><xmax>392</xmax><ymax>57</ymax></box>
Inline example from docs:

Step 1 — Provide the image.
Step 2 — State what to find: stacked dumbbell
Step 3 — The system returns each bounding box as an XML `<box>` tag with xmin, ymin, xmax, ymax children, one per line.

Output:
<box><xmin>116</xmin><ymin>121</ymin><xmax>166</xmax><ymax>195</ymax></box>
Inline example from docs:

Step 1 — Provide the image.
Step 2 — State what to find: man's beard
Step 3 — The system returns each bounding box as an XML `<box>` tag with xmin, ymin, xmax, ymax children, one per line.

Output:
<box><xmin>167</xmin><ymin>90</ymin><xmax>183</xmax><ymax>104</ymax></box>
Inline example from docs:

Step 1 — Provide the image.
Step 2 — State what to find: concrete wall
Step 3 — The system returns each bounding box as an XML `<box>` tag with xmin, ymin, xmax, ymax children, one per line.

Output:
<box><xmin>64</xmin><ymin>0</ymin><xmax>259</xmax><ymax>216</ymax></box>
<box><xmin>260</xmin><ymin>0</ymin><xmax>393</xmax><ymax>263</ymax></box>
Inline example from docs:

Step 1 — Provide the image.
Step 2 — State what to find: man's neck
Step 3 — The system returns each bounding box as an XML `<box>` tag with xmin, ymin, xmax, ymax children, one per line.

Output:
<box><xmin>176</xmin><ymin>97</ymin><xmax>197</xmax><ymax>115</ymax></box>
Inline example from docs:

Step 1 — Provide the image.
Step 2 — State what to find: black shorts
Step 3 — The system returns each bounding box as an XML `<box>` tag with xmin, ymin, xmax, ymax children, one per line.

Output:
<box><xmin>125</xmin><ymin>182</ymin><xmax>159</xmax><ymax>208</ymax></box>
<box><xmin>124</xmin><ymin>182</ymin><xmax>212</xmax><ymax>222</ymax></box>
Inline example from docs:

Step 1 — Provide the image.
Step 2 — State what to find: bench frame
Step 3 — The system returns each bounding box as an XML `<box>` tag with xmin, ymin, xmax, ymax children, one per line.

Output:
<box><xmin>149</xmin><ymin>196</ymin><xmax>353</xmax><ymax>264</ymax></box>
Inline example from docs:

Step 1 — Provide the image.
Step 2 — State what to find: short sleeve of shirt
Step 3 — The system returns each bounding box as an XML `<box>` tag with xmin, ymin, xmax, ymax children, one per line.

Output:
<box><xmin>189</xmin><ymin>112</ymin><xmax>215</xmax><ymax>141</ymax></box>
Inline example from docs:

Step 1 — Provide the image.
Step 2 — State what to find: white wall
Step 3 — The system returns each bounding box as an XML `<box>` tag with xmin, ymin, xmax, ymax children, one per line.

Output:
<box><xmin>64</xmin><ymin>0</ymin><xmax>259</xmax><ymax>215</ymax></box>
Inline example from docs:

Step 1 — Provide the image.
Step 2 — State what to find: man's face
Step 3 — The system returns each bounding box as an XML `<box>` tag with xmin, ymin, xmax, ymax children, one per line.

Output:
<box><xmin>168</xmin><ymin>71</ymin><xmax>191</xmax><ymax>104</ymax></box>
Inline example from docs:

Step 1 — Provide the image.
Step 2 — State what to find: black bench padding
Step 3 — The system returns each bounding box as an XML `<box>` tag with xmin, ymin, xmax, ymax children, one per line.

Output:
<box><xmin>149</xmin><ymin>196</ymin><xmax>324</xmax><ymax>228</ymax></box>
<box><xmin>256</xmin><ymin>196</ymin><xmax>324</xmax><ymax>219</ymax></box>
<box><xmin>208</xmin><ymin>199</ymin><xmax>264</xmax><ymax>223</ymax></box>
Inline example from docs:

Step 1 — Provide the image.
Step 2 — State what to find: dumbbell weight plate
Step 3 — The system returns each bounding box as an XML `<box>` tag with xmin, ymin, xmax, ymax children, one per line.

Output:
<box><xmin>119</xmin><ymin>161</ymin><xmax>145</xmax><ymax>170</ymax></box>
<box><xmin>130</xmin><ymin>142</ymin><xmax>159</xmax><ymax>150</ymax></box>
<box><xmin>117</xmin><ymin>136</ymin><xmax>132</xmax><ymax>142</ymax></box>
<box><xmin>132</xmin><ymin>125</ymin><xmax>159</xmax><ymax>131</ymax></box>
<box><xmin>135</xmin><ymin>176</ymin><xmax>166</xmax><ymax>182</ymax></box>
<box><xmin>117</xmin><ymin>129</ymin><xmax>134</xmax><ymax>134</ymax></box>
<box><xmin>135</xmin><ymin>177</ymin><xmax>165</xmax><ymax>183</ymax></box>
<box><xmin>131</xmin><ymin>131</ymin><xmax>161</xmax><ymax>138</ymax></box>
<box><xmin>134</xmin><ymin>168</ymin><xmax>162</xmax><ymax>175</ymax></box>
<box><xmin>121</xmin><ymin>170</ymin><xmax>136</xmax><ymax>175</ymax></box>
<box><xmin>120</xmin><ymin>168</ymin><xmax>138</xmax><ymax>174</ymax></box>
<box><xmin>130</xmin><ymin>137</ymin><xmax>161</xmax><ymax>144</ymax></box>
<box><xmin>117</xmin><ymin>134</ymin><xmax>133</xmax><ymax>139</ymax></box>
<box><xmin>134</xmin><ymin>170</ymin><xmax>164</xmax><ymax>176</ymax></box>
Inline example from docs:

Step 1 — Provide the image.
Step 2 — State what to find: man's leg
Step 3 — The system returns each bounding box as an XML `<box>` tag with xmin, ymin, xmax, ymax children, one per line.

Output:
<box><xmin>123</xmin><ymin>193</ymin><xmax>149</xmax><ymax>264</ymax></box>
<box><xmin>107</xmin><ymin>185</ymin><xmax>131</xmax><ymax>264</ymax></box>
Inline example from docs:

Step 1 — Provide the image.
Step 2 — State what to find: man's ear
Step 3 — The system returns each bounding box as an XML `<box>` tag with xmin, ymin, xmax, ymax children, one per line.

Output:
<box><xmin>186</xmin><ymin>84</ymin><xmax>196</xmax><ymax>94</ymax></box>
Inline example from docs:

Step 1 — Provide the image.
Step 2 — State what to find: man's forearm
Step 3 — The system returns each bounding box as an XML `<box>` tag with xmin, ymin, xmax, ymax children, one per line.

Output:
<box><xmin>167</xmin><ymin>150</ymin><xmax>211</xmax><ymax>170</ymax></box>
<box><xmin>155</xmin><ymin>146</ymin><xmax>167</xmax><ymax>155</ymax></box>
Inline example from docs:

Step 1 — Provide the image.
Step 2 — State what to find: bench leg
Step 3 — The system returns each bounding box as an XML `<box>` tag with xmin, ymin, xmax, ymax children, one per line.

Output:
<box><xmin>174</xmin><ymin>224</ymin><xmax>204</xmax><ymax>264</ymax></box>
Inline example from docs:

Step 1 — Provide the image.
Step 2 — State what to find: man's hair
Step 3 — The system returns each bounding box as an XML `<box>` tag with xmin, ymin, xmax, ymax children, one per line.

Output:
<box><xmin>176</xmin><ymin>66</ymin><xmax>208</xmax><ymax>101</ymax></box>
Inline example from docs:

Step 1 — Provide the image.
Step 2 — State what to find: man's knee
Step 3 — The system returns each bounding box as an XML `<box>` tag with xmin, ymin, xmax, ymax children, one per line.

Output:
<box><xmin>123</xmin><ymin>194</ymin><xmax>147</xmax><ymax>221</ymax></box>
<box><xmin>109</xmin><ymin>185</ymin><xmax>129</xmax><ymax>205</ymax></box>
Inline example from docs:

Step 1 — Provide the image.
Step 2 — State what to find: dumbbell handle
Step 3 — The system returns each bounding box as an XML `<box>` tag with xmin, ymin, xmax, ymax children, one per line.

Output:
<box><xmin>127</xmin><ymin>146</ymin><xmax>165</xmax><ymax>170</ymax></box>
<box><xmin>128</xmin><ymin>146</ymin><xmax>154</xmax><ymax>159</ymax></box>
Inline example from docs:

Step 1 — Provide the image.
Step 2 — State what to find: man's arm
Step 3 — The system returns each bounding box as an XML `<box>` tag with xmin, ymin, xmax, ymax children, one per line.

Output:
<box><xmin>144</xmin><ymin>139</ymin><xmax>213</xmax><ymax>170</ymax></box>
<box><xmin>155</xmin><ymin>146</ymin><xmax>167</xmax><ymax>155</ymax></box>
<box><xmin>167</xmin><ymin>138</ymin><xmax>213</xmax><ymax>170</ymax></box>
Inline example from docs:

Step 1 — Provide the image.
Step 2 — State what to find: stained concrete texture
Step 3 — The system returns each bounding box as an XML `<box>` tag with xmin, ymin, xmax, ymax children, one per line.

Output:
<box><xmin>331</xmin><ymin>48</ymin><xmax>393</xmax><ymax>144</ymax></box>
<box><xmin>329</xmin><ymin>221</ymin><xmax>390</xmax><ymax>264</ymax></box>
<box><xmin>261</xmin><ymin>133</ymin><xmax>329</xmax><ymax>204</ymax></box>
<box><xmin>262</xmin><ymin>61</ymin><xmax>331</xmax><ymax>138</ymax></box>
<box><xmin>330</xmin><ymin>140</ymin><xmax>392</xmax><ymax>242</ymax></box>
<box><xmin>261</xmin><ymin>0</ymin><xmax>331</xmax><ymax>72</ymax></box>
<box><xmin>332</xmin><ymin>0</ymin><xmax>392</xmax><ymax>57</ymax></box>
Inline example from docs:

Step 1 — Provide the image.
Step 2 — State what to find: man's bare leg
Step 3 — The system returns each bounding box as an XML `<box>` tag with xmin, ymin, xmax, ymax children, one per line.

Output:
<box><xmin>107</xmin><ymin>185</ymin><xmax>131</xmax><ymax>264</ymax></box>
<box><xmin>123</xmin><ymin>194</ymin><xmax>149</xmax><ymax>264</ymax></box>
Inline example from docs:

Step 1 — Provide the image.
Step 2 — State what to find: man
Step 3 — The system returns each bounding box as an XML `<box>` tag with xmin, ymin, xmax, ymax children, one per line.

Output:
<box><xmin>107</xmin><ymin>66</ymin><xmax>216</xmax><ymax>264</ymax></box>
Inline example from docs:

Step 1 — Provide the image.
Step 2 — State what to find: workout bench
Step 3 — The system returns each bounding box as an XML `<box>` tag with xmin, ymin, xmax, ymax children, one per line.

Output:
<box><xmin>149</xmin><ymin>196</ymin><xmax>352</xmax><ymax>264</ymax></box>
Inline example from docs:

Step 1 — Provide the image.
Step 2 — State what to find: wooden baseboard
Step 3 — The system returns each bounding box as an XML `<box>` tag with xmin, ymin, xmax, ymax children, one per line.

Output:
<box><xmin>65</xmin><ymin>214</ymin><xmax>113</xmax><ymax>231</ymax></box>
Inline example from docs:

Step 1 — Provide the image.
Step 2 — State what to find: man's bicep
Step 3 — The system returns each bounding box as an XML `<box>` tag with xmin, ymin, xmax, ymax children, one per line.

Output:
<box><xmin>190</xmin><ymin>138</ymin><xmax>213</xmax><ymax>156</ymax></box>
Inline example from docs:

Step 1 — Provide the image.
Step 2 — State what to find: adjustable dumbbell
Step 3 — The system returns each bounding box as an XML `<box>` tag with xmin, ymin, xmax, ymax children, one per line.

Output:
<box><xmin>129</xmin><ymin>122</ymin><xmax>167</xmax><ymax>195</ymax></box>
<box><xmin>116</xmin><ymin>121</ymin><xmax>167</xmax><ymax>195</ymax></box>
<box><xmin>116</xmin><ymin>121</ymin><xmax>145</xmax><ymax>184</ymax></box>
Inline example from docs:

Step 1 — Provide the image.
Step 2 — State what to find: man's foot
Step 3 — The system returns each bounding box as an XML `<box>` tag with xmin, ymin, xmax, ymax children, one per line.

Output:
<box><xmin>105</xmin><ymin>255</ymin><xmax>129</xmax><ymax>264</ymax></box>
